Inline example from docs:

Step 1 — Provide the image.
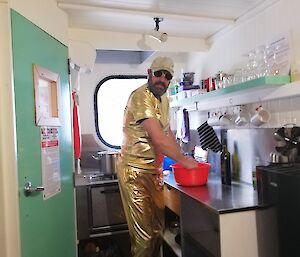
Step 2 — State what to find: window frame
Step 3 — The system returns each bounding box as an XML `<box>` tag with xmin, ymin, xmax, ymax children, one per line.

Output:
<box><xmin>94</xmin><ymin>75</ymin><xmax>148</xmax><ymax>149</ymax></box>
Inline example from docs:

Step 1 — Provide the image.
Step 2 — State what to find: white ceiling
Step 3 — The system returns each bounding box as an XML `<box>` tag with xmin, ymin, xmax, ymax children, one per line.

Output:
<box><xmin>57</xmin><ymin>0</ymin><xmax>272</xmax><ymax>40</ymax></box>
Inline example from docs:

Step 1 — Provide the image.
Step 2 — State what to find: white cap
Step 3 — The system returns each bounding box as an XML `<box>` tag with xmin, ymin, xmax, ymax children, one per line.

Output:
<box><xmin>150</xmin><ymin>56</ymin><xmax>174</xmax><ymax>75</ymax></box>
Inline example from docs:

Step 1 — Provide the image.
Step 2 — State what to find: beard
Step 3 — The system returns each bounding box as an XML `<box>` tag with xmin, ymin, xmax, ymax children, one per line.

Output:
<box><xmin>148</xmin><ymin>80</ymin><xmax>169</xmax><ymax>99</ymax></box>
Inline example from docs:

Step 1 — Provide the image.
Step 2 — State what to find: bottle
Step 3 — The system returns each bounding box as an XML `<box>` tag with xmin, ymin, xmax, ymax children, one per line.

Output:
<box><xmin>231</xmin><ymin>142</ymin><xmax>240</xmax><ymax>181</ymax></box>
<box><xmin>220</xmin><ymin>145</ymin><xmax>231</xmax><ymax>185</ymax></box>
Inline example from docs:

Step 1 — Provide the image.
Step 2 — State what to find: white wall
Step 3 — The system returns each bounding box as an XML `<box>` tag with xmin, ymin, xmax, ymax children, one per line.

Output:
<box><xmin>79</xmin><ymin>52</ymin><xmax>188</xmax><ymax>136</ymax></box>
<box><xmin>184</xmin><ymin>0</ymin><xmax>300</xmax><ymax>184</ymax></box>
<box><xmin>69</xmin><ymin>28</ymin><xmax>208</xmax><ymax>53</ymax></box>
<box><xmin>67</xmin><ymin>28</ymin><xmax>208</xmax><ymax>75</ymax></box>
<box><xmin>76</xmin><ymin>0</ymin><xmax>300</xmax><ymax>136</ymax></box>
<box><xmin>187</xmin><ymin>0</ymin><xmax>300</xmax><ymax>79</ymax></box>
<box><xmin>0</xmin><ymin>3</ymin><xmax>20</xmax><ymax>257</ymax></box>
<box><xmin>186</xmin><ymin>52</ymin><xmax>208</xmax><ymax>86</ymax></box>
<box><xmin>185</xmin><ymin>0</ymin><xmax>300</xmax><ymax>129</ymax></box>
<box><xmin>10</xmin><ymin>0</ymin><xmax>69</xmax><ymax>45</ymax></box>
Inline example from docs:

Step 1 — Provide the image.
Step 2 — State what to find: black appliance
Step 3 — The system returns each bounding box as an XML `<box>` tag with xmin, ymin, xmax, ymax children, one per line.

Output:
<box><xmin>256</xmin><ymin>163</ymin><xmax>300</xmax><ymax>257</ymax></box>
<box><xmin>76</xmin><ymin>174</ymin><xmax>128</xmax><ymax>240</ymax></box>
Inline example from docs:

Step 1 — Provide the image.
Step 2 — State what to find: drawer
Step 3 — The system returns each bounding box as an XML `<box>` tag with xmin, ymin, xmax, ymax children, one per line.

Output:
<box><xmin>164</xmin><ymin>184</ymin><xmax>180</xmax><ymax>215</ymax></box>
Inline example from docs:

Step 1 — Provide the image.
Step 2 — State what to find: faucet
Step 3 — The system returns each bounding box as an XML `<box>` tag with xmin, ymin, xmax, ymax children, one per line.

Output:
<box><xmin>76</xmin><ymin>158</ymin><xmax>82</xmax><ymax>174</ymax></box>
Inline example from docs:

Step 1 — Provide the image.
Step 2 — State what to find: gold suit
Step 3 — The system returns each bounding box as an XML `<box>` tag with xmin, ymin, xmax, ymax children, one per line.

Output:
<box><xmin>117</xmin><ymin>84</ymin><xmax>169</xmax><ymax>257</ymax></box>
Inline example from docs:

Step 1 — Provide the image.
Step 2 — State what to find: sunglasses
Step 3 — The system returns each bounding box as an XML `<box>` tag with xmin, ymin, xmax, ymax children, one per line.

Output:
<box><xmin>153</xmin><ymin>70</ymin><xmax>173</xmax><ymax>81</ymax></box>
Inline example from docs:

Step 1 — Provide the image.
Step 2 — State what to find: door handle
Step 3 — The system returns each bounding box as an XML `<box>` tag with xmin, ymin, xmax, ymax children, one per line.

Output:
<box><xmin>24</xmin><ymin>181</ymin><xmax>44</xmax><ymax>196</ymax></box>
<box><xmin>100</xmin><ymin>189</ymin><xmax>119</xmax><ymax>194</ymax></box>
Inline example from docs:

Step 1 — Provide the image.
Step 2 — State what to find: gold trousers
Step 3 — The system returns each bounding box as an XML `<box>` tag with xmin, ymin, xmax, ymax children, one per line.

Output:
<box><xmin>117</xmin><ymin>163</ymin><xmax>165</xmax><ymax>257</ymax></box>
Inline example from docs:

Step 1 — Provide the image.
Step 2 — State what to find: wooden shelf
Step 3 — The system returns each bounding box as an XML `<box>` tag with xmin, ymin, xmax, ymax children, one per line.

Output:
<box><xmin>170</xmin><ymin>75</ymin><xmax>293</xmax><ymax>111</ymax></box>
<box><xmin>164</xmin><ymin>229</ymin><xmax>182</xmax><ymax>257</ymax></box>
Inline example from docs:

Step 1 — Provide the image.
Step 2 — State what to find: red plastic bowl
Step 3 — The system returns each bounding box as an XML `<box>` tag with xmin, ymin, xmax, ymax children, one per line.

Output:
<box><xmin>171</xmin><ymin>162</ymin><xmax>211</xmax><ymax>186</ymax></box>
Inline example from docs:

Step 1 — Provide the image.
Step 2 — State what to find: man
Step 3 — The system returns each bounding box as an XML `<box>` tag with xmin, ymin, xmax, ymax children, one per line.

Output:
<box><xmin>117</xmin><ymin>56</ymin><xmax>197</xmax><ymax>257</ymax></box>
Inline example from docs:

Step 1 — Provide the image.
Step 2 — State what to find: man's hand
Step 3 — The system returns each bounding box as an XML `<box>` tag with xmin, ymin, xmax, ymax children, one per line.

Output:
<box><xmin>141</xmin><ymin>118</ymin><xmax>199</xmax><ymax>169</ymax></box>
<box><xmin>178</xmin><ymin>156</ymin><xmax>198</xmax><ymax>169</ymax></box>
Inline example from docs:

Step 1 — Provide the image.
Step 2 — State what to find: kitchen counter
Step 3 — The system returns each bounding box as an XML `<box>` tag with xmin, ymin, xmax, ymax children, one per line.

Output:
<box><xmin>164</xmin><ymin>171</ymin><xmax>258</xmax><ymax>214</ymax></box>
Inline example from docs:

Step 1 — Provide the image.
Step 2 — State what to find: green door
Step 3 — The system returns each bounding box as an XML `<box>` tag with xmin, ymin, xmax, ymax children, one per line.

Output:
<box><xmin>11</xmin><ymin>10</ymin><xmax>76</xmax><ymax>257</ymax></box>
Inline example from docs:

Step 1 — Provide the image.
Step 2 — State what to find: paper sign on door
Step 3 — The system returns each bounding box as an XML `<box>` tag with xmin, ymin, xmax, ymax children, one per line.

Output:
<box><xmin>40</xmin><ymin>126</ymin><xmax>61</xmax><ymax>200</ymax></box>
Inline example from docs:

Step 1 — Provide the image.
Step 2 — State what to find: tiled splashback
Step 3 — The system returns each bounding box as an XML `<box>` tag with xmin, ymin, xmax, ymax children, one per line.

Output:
<box><xmin>227</xmin><ymin>128</ymin><xmax>276</xmax><ymax>184</ymax></box>
<box><xmin>174</xmin><ymin>94</ymin><xmax>300</xmax><ymax>185</ymax></box>
<box><xmin>207</xmin><ymin>95</ymin><xmax>300</xmax><ymax>129</ymax></box>
<box><xmin>179</xmin><ymin>128</ymin><xmax>276</xmax><ymax>185</ymax></box>
<box><xmin>267</xmin><ymin>96</ymin><xmax>300</xmax><ymax>126</ymax></box>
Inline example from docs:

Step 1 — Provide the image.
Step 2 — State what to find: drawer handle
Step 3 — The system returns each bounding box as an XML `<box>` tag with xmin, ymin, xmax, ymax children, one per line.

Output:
<box><xmin>100</xmin><ymin>189</ymin><xmax>119</xmax><ymax>194</ymax></box>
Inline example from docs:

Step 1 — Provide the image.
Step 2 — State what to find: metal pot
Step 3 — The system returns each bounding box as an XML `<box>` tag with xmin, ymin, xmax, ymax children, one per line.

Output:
<box><xmin>92</xmin><ymin>150</ymin><xmax>120</xmax><ymax>175</ymax></box>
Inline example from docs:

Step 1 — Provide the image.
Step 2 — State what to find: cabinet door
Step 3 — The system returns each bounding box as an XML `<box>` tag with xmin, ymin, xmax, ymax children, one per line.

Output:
<box><xmin>164</xmin><ymin>185</ymin><xmax>182</xmax><ymax>257</ymax></box>
<box><xmin>164</xmin><ymin>185</ymin><xmax>181</xmax><ymax>215</ymax></box>
<box><xmin>76</xmin><ymin>186</ymin><xmax>89</xmax><ymax>240</ymax></box>
<box><xmin>220</xmin><ymin>211</ymin><xmax>258</xmax><ymax>257</ymax></box>
<box><xmin>11</xmin><ymin>10</ymin><xmax>76</xmax><ymax>257</ymax></box>
<box><xmin>181</xmin><ymin>194</ymin><xmax>220</xmax><ymax>257</ymax></box>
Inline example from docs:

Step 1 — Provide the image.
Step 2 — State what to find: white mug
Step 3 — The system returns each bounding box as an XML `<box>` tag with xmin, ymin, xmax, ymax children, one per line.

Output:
<box><xmin>235</xmin><ymin>115</ymin><xmax>248</xmax><ymax>126</ymax></box>
<box><xmin>250</xmin><ymin>106</ymin><xmax>270</xmax><ymax>126</ymax></box>
<box><xmin>207</xmin><ymin>114</ymin><xmax>231</xmax><ymax>127</ymax></box>
<box><xmin>207</xmin><ymin>116</ymin><xmax>220</xmax><ymax>126</ymax></box>
<box><xmin>219</xmin><ymin>115</ymin><xmax>232</xmax><ymax>126</ymax></box>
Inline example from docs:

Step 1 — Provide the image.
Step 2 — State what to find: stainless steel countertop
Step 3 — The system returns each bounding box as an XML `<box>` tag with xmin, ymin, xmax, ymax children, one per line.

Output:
<box><xmin>164</xmin><ymin>171</ymin><xmax>258</xmax><ymax>214</ymax></box>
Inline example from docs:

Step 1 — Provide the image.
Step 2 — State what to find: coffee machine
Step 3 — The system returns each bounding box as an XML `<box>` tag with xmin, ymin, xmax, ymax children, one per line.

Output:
<box><xmin>256</xmin><ymin>126</ymin><xmax>300</xmax><ymax>257</ymax></box>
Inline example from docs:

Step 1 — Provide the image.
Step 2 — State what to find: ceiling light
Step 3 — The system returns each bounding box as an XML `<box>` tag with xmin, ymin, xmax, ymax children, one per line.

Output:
<box><xmin>148</xmin><ymin>17</ymin><xmax>168</xmax><ymax>43</ymax></box>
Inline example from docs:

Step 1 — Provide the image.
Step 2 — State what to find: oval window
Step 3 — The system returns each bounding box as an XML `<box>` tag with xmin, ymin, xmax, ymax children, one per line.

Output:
<box><xmin>94</xmin><ymin>75</ymin><xmax>147</xmax><ymax>149</ymax></box>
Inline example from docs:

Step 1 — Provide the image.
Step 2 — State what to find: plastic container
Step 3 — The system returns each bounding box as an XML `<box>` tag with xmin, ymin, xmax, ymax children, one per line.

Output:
<box><xmin>167</xmin><ymin>84</ymin><xmax>178</xmax><ymax>95</ymax></box>
<box><xmin>171</xmin><ymin>162</ymin><xmax>211</xmax><ymax>186</ymax></box>
<box><xmin>183</xmin><ymin>72</ymin><xmax>195</xmax><ymax>83</ymax></box>
<box><xmin>186</xmin><ymin>89</ymin><xmax>201</xmax><ymax>98</ymax></box>
<box><xmin>178</xmin><ymin>83</ymin><xmax>199</xmax><ymax>91</ymax></box>
<box><xmin>163</xmin><ymin>156</ymin><xmax>176</xmax><ymax>171</ymax></box>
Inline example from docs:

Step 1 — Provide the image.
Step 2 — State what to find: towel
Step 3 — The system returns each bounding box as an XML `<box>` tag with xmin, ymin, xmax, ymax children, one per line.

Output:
<box><xmin>176</xmin><ymin>108</ymin><xmax>190</xmax><ymax>143</ymax></box>
<box><xmin>197</xmin><ymin>121</ymin><xmax>222</xmax><ymax>152</ymax></box>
